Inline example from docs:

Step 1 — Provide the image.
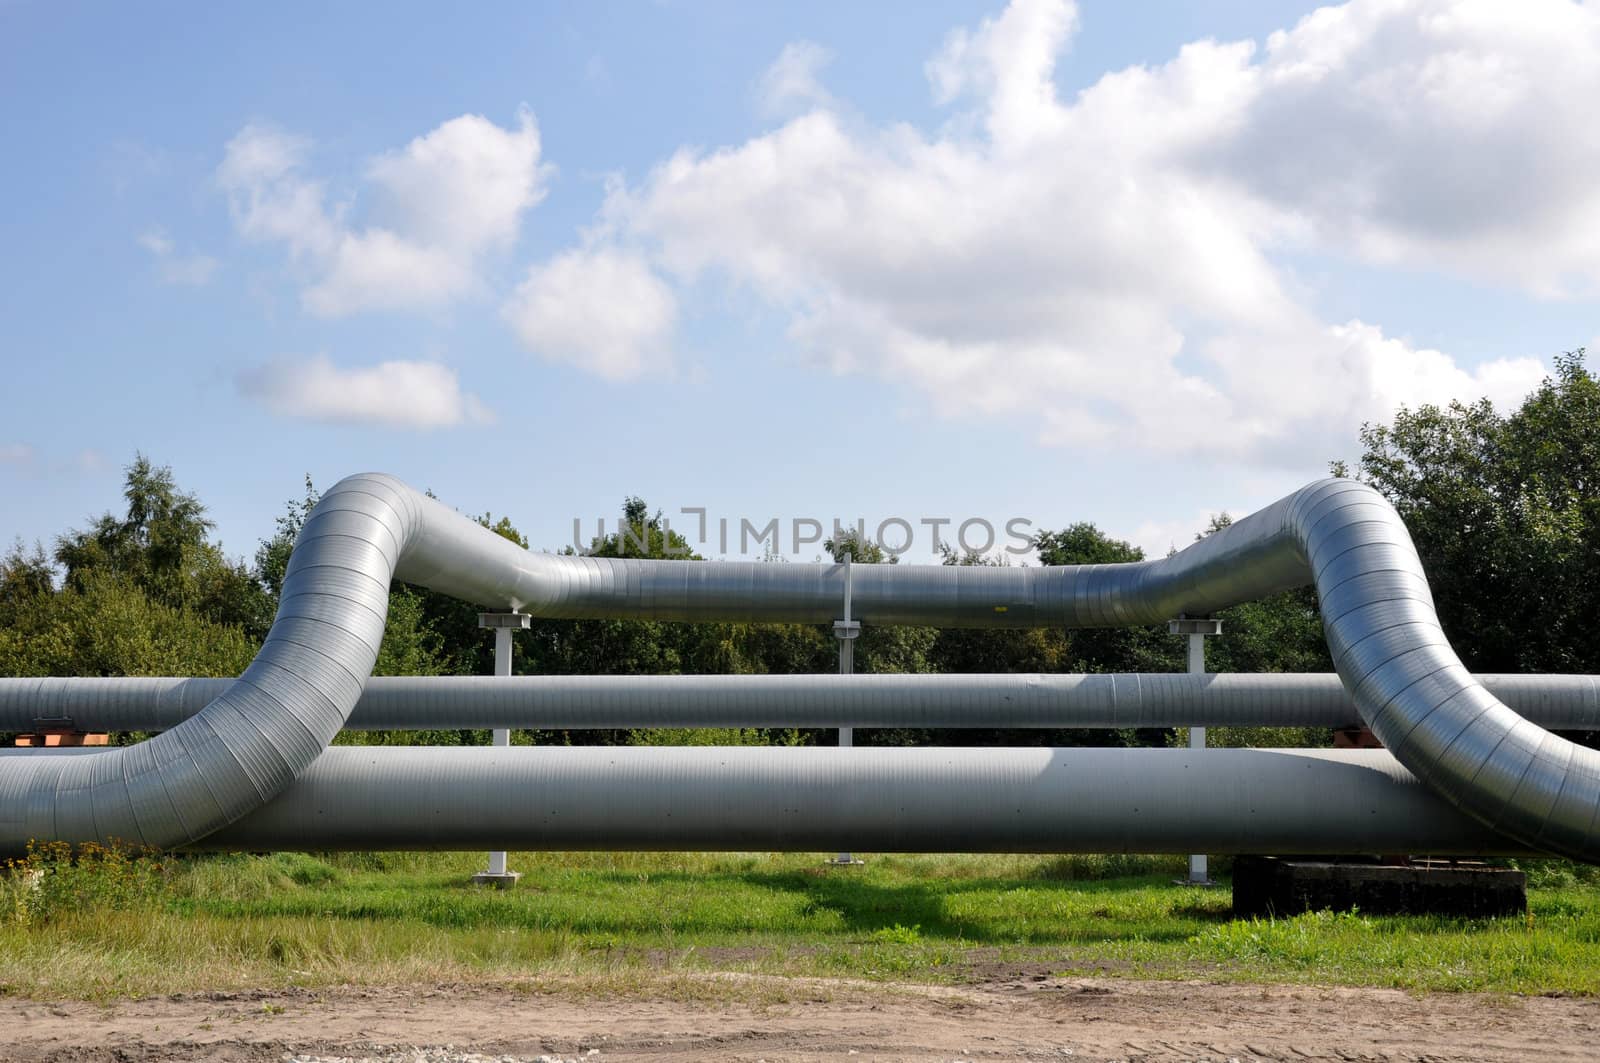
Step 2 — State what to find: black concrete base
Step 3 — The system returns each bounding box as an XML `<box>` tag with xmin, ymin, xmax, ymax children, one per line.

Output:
<box><xmin>1231</xmin><ymin>856</ymin><xmax>1526</xmax><ymax>918</ymax></box>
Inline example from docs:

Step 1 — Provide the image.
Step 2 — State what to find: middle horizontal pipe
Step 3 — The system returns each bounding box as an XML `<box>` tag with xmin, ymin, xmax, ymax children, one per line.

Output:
<box><xmin>6</xmin><ymin>672</ymin><xmax>1597</xmax><ymax>733</ymax></box>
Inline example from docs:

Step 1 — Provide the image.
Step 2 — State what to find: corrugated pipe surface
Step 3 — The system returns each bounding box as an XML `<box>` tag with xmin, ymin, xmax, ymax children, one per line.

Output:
<box><xmin>4</xmin><ymin>673</ymin><xmax>1598</xmax><ymax>733</ymax></box>
<box><xmin>4</xmin><ymin>474</ymin><xmax>1597</xmax><ymax>860</ymax></box>
<box><xmin>0</xmin><ymin>474</ymin><xmax>554</xmax><ymax>854</ymax></box>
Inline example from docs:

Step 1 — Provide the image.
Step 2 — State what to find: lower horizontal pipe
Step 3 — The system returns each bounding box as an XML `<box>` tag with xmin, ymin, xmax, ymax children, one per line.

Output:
<box><xmin>182</xmin><ymin>746</ymin><xmax>1536</xmax><ymax>856</ymax></box>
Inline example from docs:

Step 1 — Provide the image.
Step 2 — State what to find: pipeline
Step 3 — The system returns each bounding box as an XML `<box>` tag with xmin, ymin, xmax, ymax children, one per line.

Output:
<box><xmin>4</xmin><ymin>673</ymin><xmax>1598</xmax><ymax>733</ymax></box>
<box><xmin>184</xmin><ymin>746</ymin><xmax>1530</xmax><ymax>856</ymax></box>
<box><xmin>0</xmin><ymin>743</ymin><xmax>1538</xmax><ymax>855</ymax></box>
<box><xmin>0</xmin><ymin>475</ymin><xmax>549</xmax><ymax>854</ymax></box>
<box><xmin>2</xmin><ymin>473</ymin><xmax>1597</xmax><ymax>861</ymax></box>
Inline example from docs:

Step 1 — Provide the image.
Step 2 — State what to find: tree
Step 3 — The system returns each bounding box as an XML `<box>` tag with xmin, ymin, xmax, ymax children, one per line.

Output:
<box><xmin>55</xmin><ymin>455</ymin><xmax>271</xmax><ymax>640</ymax></box>
<box><xmin>1349</xmin><ymin>349</ymin><xmax>1600</xmax><ymax>674</ymax></box>
<box><xmin>1035</xmin><ymin>523</ymin><xmax>1182</xmax><ymax>676</ymax></box>
<box><xmin>0</xmin><ymin>568</ymin><xmax>255</xmax><ymax>683</ymax></box>
<box><xmin>2</xmin><ymin>458</ymin><xmax>262</xmax><ymax>749</ymax></box>
<box><xmin>0</xmin><ymin>541</ymin><xmax>56</xmax><ymax>628</ymax></box>
<box><xmin>254</xmin><ymin>474</ymin><xmax>319</xmax><ymax>599</ymax></box>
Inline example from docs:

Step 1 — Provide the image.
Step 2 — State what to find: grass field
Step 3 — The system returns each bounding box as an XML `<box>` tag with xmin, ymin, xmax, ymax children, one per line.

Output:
<box><xmin>5</xmin><ymin>846</ymin><xmax>1600</xmax><ymax>1001</ymax></box>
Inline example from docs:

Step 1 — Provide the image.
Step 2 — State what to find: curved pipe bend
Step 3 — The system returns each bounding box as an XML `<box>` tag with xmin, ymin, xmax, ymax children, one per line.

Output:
<box><xmin>1286</xmin><ymin>480</ymin><xmax>1600</xmax><ymax>860</ymax></box>
<box><xmin>3</xmin><ymin>474</ymin><xmax>1595</xmax><ymax>862</ymax></box>
<box><xmin>0</xmin><ymin>474</ymin><xmax>559</xmax><ymax>853</ymax></box>
<box><xmin>1146</xmin><ymin>477</ymin><xmax>1600</xmax><ymax>861</ymax></box>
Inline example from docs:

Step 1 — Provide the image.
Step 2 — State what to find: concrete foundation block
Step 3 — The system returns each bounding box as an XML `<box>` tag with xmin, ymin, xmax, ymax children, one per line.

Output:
<box><xmin>470</xmin><ymin>870</ymin><xmax>522</xmax><ymax>889</ymax></box>
<box><xmin>1232</xmin><ymin>856</ymin><xmax>1525</xmax><ymax>918</ymax></box>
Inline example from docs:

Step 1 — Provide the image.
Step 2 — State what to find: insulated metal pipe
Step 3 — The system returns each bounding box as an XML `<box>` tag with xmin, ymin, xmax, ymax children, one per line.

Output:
<box><xmin>5</xmin><ymin>673</ymin><xmax>1598</xmax><ymax>733</ymax></box>
<box><xmin>0</xmin><ymin>474</ymin><xmax>553</xmax><ymax>855</ymax></box>
<box><xmin>365</xmin><ymin>473</ymin><xmax>1600</xmax><ymax>862</ymax></box>
<box><xmin>187</xmin><ymin>745</ymin><xmax>1534</xmax><ymax>856</ymax></box>
<box><xmin>6</xmin><ymin>474</ymin><xmax>1599</xmax><ymax>861</ymax></box>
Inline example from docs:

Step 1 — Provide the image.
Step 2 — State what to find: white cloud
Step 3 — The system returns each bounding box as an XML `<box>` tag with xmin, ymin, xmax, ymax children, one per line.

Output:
<box><xmin>1197</xmin><ymin>319</ymin><xmax>1548</xmax><ymax>464</ymax></box>
<box><xmin>759</xmin><ymin>41</ymin><xmax>835</xmax><ymax>118</ymax></box>
<box><xmin>217</xmin><ymin>126</ymin><xmax>336</xmax><ymax>257</ymax></box>
<box><xmin>218</xmin><ymin>112</ymin><xmax>547</xmax><ymax>316</ymax></box>
<box><xmin>501</xmin><ymin>247</ymin><xmax>677</xmax><ymax>380</ymax></box>
<box><xmin>926</xmin><ymin>0</ymin><xmax>1077</xmax><ymax>147</ymax></box>
<box><xmin>0</xmin><ymin>444</ymin><xmax>33</xmax><ymax>465</ymax></box>
<box><xmin>365</xmin><ymin>111</ymin><xmax>548</xmax><ymax>254</ymax></box>
<box><xmin>304</xmin><ymin>232</ymin><xmax>478</xmax><ymax>317</ymax></box>
<box><xmin>529</xmin><ymin>0</ymin><xmax>1577</xmax><ymax>461</ymax></box>
<box><xmin>138</xmin><ymin>228</ymin><xmax>219</xmax><ymax>286</ymax></box>
<box><xmin>1198</xmin><ymin>0</ymin><xmax>1600</xmax><ymax>297</ymax></box>
<box><xmin>216</xmin><ymin>124</ymin><xmax>306</xmax><ymax>188</ymax></box>
<box><xmin>236</xmin><ymin>356</ymin><xmax>495</xmax><ymax>429</ymax></box>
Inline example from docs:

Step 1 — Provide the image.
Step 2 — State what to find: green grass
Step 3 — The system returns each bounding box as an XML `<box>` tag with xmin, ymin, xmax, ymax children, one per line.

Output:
<box><xmin>4</xmin><ymin>848</ymin><xmax>1600</xmax><ymax>1000</ymax></box>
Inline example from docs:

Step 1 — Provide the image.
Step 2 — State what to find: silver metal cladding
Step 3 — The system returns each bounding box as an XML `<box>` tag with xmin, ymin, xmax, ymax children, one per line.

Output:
<box><xmin>4</xmin><ymin>474</ymin><xmax>1596</xmax><ymax>861</ymax></box>
<box><xmin>5</xmin><ymin>673</ymin><xmax>1600</xmax><ymax>733</ymax></box>
<box><xmin>0</xmin><ymin>474</ymin><xmax>544</xmax><ymax>854</ymax></box>
<box><xmin>188</xmin><ymin>745</ymin><xmax>1533</xmax><ymax>856</ymax></box>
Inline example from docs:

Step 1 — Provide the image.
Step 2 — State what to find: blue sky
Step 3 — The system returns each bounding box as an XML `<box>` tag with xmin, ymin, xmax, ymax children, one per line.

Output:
<box><xmin>3</xmin><ymin>0</ymin><xmax>1597</xmax><ymax>567</ymax></box>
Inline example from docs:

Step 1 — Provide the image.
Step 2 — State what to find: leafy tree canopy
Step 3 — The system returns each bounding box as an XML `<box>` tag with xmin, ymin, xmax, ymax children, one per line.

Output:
<box><xmin>54</xmin><ymin>455</ymin><xmax>271</xmax><ymax>640</ymax></box>
<box><xmin>1346</xmin><ymin>349</ymin><xmax>1599</xmax><ymax>673</ymax></box>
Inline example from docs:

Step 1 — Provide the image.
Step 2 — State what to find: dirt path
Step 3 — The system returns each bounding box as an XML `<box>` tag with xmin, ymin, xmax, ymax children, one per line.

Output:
<box><xmin>3</xmin><ymin>974</ymin><xmax>1597</xmax><ymax>1062</ymax></box>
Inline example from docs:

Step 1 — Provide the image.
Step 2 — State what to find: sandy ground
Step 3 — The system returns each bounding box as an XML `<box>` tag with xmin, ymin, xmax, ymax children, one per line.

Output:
<box><xmin>3</xmin><ymin>973</ymin><xmax>1598</xmax><ymax>1063</ymax></box>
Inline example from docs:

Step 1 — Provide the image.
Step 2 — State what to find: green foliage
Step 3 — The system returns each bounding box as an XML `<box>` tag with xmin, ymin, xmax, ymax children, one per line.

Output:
<box><xmin>1193</xmin><ymin>908</ymin><xmax>1379</xmax><ymax>967</ymax></box>
<box><xmin>2</xmin><ymin>841</ymin><xmax>172</xmax><ymax>928</ymax></box>
<box><xmin>1350</xmin><ymin>349</ymin><xmax>1600</xmax><ymax>673</ymax></box>
<box><xmin>6</xmin><ymin>850</ymin><xmax>1600</xmax><ymax>998</ymax></box>
<box><xmin>626</xmin><ymin>727</ymin><xmax>778</xmax><ymax>746</ymax></box>
<box><xmin>1173</xmin><ymin>724</ymin><xmax>1333</xmax><ymax>750</ymax></box>
<box><xmin>1035</xmin><ymin>523</ymin><xmax>1182</xmax><ymax>676</ymax></box>
<box><xmin>372</xmin><ymin>588</ymin><xmax>448</xmax><ymax>677</ymax></box>
<box><xmin>1034</xmin><ymin>522</ymin><xmax>1145</xmax><ymax>566</ymax></box>
<box><xmin>55</xmin><ymin>455</ymin><xmax>272</xmax><ymax>640</ymax></box>
<box><xmin>869</xmin><ymin>922</ymin><xmax>922</xmax><ymax>944</ymax></box>
<box><xmin>589</xmin><ymin>498</ymin><xmax>700</xmax><ymax>561</ymax></box>
<box><xmin>268</xmin><ymin>852</ymin><xmax>345</xmax><ymax>888</ymax></box>
<box><xmin>0</xmin><ymin>541</ymin><xmax>56</xmax><ymax>626</ymax></box>
<box><xmin>1508</xmin><ymin>858</ymin><xmax>1600</xmax><ymax>890</ymax></box>
<box><xmin>254</xmin><ymin>474</ymin><xmax>319</xmax><ymax>599</ymax></box>
<box><xmin>0</xmin><ymin>569</ymin><xmax>255</xmax><ymax>679</ymax></box>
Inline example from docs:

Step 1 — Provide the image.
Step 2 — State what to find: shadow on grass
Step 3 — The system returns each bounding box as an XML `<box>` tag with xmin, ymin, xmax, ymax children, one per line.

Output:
<box><xmin>188</xmin><ymin>862</ymin><xmax>1234</xmax><ymax>945</ymax></box>
<box><xmin>708</xmin><ymin>868</ymin><xmax>1234</xmax><ymax>942</ymax></box>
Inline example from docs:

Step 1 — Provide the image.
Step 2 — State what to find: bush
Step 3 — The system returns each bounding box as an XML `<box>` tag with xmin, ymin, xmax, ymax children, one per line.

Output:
<box><xmin>2</xmin><ymin>840</ymin><xmax>171</xmax><ymax>927</ymax></box>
